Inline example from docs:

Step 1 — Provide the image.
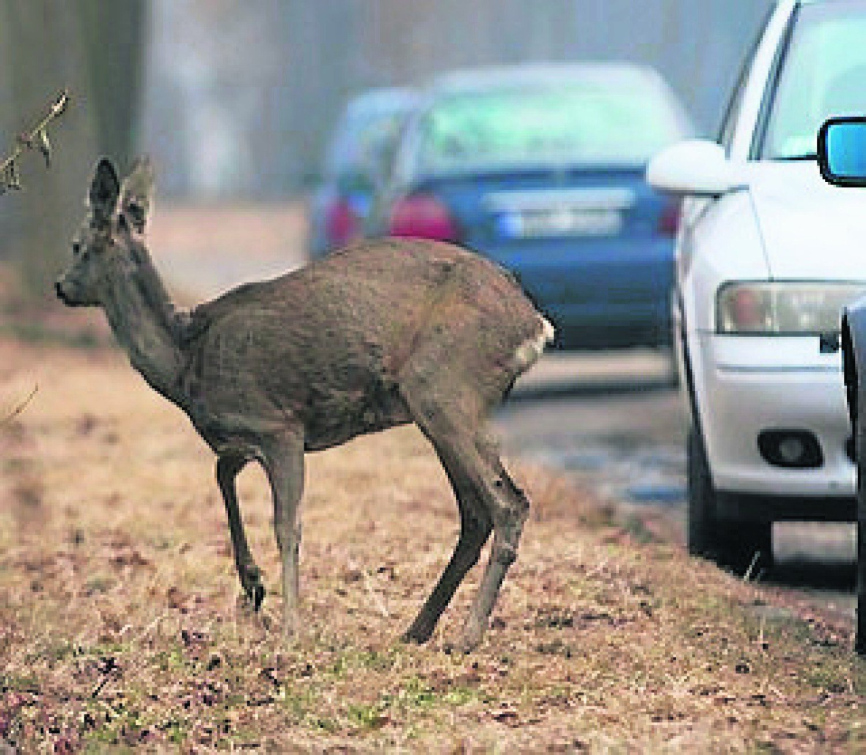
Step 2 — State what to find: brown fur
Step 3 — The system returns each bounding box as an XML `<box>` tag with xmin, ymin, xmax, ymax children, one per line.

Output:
<box><xmin>56</xmin><ymin>158</ymin><xmax>552</xmax><ymax>651</ymax></box>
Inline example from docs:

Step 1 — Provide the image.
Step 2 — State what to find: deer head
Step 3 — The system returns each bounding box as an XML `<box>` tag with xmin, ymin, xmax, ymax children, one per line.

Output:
<box><xmin>56</xmin><ymin>157</ymin><xmax>155</xmax><ymax>307</ymax></box>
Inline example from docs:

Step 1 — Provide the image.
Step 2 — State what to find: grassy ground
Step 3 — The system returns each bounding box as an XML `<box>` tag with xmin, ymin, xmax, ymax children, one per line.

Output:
<box><xmin>1</xmin><ymin>332</ymin><xmax>864</xmax><ymax>753</ymax></box>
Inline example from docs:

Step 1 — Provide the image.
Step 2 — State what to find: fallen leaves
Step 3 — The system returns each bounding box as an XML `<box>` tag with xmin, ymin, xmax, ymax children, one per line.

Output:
<box><xmin>0</xmin><ymin>338</ymin><xmax>863</xmax><ymax>752</ymax></box>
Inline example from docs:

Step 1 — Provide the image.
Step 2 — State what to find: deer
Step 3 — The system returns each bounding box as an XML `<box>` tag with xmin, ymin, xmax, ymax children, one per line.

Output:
<box><xmin>56</xmin><ymin>157</ymin><xmax>554</xmax><ymax>652</ymax></box>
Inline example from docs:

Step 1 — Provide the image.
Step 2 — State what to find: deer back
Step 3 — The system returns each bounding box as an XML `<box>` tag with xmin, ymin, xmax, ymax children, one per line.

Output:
<box><xmin>181</xmin><ymin>239</ymin><xmax>545</xmax><ymax>451</ymax></box>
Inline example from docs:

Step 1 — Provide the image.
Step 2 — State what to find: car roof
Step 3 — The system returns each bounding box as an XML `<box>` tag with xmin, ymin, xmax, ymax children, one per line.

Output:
<box><xmin>425</xmin><ymin>62</ymin><xmax>670</xmax><ymax>97</ymax></box>
<box><xmin>343</xmin><ymin>87</ymin><xmax>420</xmax><ymax>118</ymax></box>
<box><xmin>795</xmin><ymin>0</ymin><xmax>862</xmax><ymax>5</ymax></box>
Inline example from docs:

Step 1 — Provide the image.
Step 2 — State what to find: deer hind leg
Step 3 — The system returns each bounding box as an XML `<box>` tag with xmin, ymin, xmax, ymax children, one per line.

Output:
<box><xmin>261</xmin><ymin>433</ymin><xmax>305</xmax><ymax>640</ymax></box>
<box><xmin>400</xmin><ymin>377</ymin><xmax>528</xmax><ymax>652</ymax></box>
<box><xmin>402</xmin><ymin>462</ymin><xmax>492</xmax><ymax>644</ymax></box>
<box><xmin>457</xmin><ymin>445</ymin><xmax>529</xmax><ymax>653</ymax></box>
<box><xmin>216</xmin><ymin>454</ymin><xmax>265</xmax><ymax>610</ymax></box>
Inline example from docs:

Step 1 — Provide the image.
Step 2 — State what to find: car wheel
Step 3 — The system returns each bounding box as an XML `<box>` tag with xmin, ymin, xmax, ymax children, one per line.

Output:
<box><xmin>686</xmin><ymin>426</ymin><xmax>717</xmax><ymax>557</ymax></box>
<box><xmin>856</xmin><ymin>424</ymin><xmax>866</xmax><ymax>655</ymax></box>
<box><xmin>687</xmin><ymin>427</ymin><xmax>773</xmax><ymax>576</ymax></box>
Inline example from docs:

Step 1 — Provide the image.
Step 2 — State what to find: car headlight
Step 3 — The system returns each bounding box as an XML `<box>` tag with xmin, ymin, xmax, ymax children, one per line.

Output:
<box><xmin>716</xmin><ymin>281</ymin><xmax>866</xmax><ymax>335</ymax></box>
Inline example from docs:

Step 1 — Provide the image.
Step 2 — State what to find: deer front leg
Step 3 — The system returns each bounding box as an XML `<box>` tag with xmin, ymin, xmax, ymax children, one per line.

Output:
<box><xmin>262</xmin><ymin>435</ymin><xmax>305</xmax><ymax>640</ymax></box>
<box><xmin>216</xmin><ymin>454</ymin><xmax>265</xmax><ymax>610</ymax></box>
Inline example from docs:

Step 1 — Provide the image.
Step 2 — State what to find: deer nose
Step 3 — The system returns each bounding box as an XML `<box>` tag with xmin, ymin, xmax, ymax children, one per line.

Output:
<box><xmin>55</xmin><ymin>280</ymin><xmax>68</xmax><ymax>303</ymax></box>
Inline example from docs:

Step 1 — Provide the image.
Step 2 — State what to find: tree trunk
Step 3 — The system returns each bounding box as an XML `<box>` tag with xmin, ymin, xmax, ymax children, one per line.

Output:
<box><xmin>76</xmin><ymin>0</ymin><xmax>148</xmax><ymax>169</ymax></box>
<box><xmin>0</xmin><ymin>1</ymin><xmax>98</xmax><ymax>301</ymax></box>
<box><xmin>0</xmin><ymin>0</ymin><xmax>146</xmax><ymax>304</ymax></box>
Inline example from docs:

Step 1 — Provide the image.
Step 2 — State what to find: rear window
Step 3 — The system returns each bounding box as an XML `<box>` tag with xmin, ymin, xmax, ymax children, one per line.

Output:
<box><xmin>325</xmin><ymin>109</ymin><xmax>410</xmax><ymax>179</ymax></box>
<box><xmin>414</xmin><ymin>82</ymin><xmax>685</xmax><ymax>174</ymax></box>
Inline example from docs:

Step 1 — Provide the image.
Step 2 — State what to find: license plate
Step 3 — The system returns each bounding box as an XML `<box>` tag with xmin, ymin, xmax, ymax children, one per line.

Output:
<box><xmin>497</xmin><ymin>207</ymin><xmax>623</xmax><ymax>238</ymax></box>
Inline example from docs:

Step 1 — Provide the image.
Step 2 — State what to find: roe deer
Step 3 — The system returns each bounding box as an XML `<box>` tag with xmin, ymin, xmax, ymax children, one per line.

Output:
<box><xmin>56</xmin><ymin>158</ymin><xmax>554</xmax><ymax>652</ymax></box>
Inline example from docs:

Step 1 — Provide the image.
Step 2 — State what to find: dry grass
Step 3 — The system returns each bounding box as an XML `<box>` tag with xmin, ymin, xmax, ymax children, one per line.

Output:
<box><xmin>0</xmin><ymin>335</ymin><xmax>864</xmax><ymax>753</ymax></box>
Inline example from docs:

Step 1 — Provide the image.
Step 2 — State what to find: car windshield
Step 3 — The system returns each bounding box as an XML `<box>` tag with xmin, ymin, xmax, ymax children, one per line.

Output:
<box><xmin>414</xmin><ymin>81</ymin><xmax>685</xmax><ymax>174</ymax></box>
<box><xmin>762</xmin><ymin>1</ymin><xmax>866</xmax><ymax>160</ymax></box>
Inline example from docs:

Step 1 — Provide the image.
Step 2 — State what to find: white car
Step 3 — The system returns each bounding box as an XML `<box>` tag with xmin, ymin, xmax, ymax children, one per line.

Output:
<box><xmin>647</xmin><ymin>0</ymin><xmax>866</xmax><ymax>572</ymax></box>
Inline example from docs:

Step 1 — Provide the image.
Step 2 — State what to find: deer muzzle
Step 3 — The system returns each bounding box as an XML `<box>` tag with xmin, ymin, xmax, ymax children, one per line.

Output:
<box><xmin>55</xmin><ymin>277</ymin><xmax>79</xmax><ymax>307</ymax></box>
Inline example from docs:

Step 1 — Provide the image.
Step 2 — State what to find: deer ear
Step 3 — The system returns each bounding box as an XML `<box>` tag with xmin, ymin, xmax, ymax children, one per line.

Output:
<box><xmin>119</xmin><ymin>156</ymin><xmax>155</xmax><ymax>233</ymax></box>
<box><xmin>89</xmin><ymin>158</ymin><xmax>120</xmax><ymax>227</ymax></box>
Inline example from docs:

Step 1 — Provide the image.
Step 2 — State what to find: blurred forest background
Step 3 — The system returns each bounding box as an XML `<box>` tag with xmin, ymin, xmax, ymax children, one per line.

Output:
<box><xmin>0</xmin><ymin>0</ymin><xmax>772</xmax><ymax>304</ymax></box>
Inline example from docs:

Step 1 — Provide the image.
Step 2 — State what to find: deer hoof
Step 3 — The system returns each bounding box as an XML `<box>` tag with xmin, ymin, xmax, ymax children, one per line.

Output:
<box><xmin>400</xmin><ymin>628</ymin><xmax>430</xmax><ymax>645</ymax></box>
<box><xmin>446</xmin><ymin>623</ymin><xmax>484</xmax><ymax>654</ymax></box>
<box><xmin>444</xmin><ymin>637</ymin><xmax>479</xmax><ymax>655</ymax></box>
<box><xmin>248</xmin><ymin>583</ymin><xmax>265</xmax><ymax>612</ymax></box>
<box><xmin>238</xmin><ymin>582</ymin><xmax>265</xmax><ymax>613</ymax></box>
<box><xmin>400</xmin><ymin>618</ymin><xmax>435</xmax><ymax>645</ymax></box>
<box><xmin>240</xmin><ymin>565</ymin><xmax>265</xmax><ymax>610</ymax></box>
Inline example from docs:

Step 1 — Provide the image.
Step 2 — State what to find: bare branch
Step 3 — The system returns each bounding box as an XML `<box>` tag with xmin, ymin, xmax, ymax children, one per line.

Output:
<box><xmin>1</xmin><ymin>384</ymin><xmax>37</xmax><ymax>425</ymax></box>
<box><xmin>1</xmin><ymin>89</ymin><xmax>69</xmax><ymax>195</ymax></box>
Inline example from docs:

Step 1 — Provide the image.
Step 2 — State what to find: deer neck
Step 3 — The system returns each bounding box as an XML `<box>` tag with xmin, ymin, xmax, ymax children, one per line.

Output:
<box><xmin>101</xmin><ymin>246</ymin><xmax>188</xmax><ymax>405</ymax></box>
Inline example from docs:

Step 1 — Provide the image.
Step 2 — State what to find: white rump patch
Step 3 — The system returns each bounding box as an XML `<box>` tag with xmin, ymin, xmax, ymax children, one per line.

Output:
<box><xmin>513</xmin><ymin>316</ymin><xmax>555</xmax><ymax>373</ymax></box>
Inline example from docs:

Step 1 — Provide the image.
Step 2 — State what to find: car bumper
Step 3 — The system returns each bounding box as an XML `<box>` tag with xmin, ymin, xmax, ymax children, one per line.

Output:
<box><xmin>694</xmin><ymin>333</ymin><xmax>855</xmax><ymax>503</ymax></box>
<box><xmin>487</xmin><ymin>238</ymin><xmax>674</xmax><ymax>349</ymax></box>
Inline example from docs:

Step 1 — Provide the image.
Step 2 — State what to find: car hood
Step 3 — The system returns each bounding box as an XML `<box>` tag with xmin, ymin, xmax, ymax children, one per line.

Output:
<box><xmin>747</xmin><ymin>162</ymin><xmax>866</xmax><ymax>281</ymax></box>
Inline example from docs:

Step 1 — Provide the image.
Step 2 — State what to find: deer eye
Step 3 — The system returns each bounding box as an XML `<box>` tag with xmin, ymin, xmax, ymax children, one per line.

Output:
<box><xmin>72</xmin><ymin>242</ymin><xmax>81</xmax><ymax>256</ymax></box>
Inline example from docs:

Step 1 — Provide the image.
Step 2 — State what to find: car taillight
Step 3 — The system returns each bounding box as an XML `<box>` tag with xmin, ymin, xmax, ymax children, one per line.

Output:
<box><xmin>326</xmin><ymin>197</ymin><xmax>362</xmax><ymax>248</ymax></box>
<box><xmin>388</xmin><ymin>194</ymin><xmax>459</xmax><ymax>242</ymax></box>
<box><xmin>658</xmin><ymin>198</ymin><xmax>681</xmax><ymax>237</ymax></box>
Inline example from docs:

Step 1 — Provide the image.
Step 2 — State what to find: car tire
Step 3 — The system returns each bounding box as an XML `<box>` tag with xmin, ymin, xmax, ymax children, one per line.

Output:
<box><xmin>686</xmin><ymin>426</ymin><xmax>717</xmax><ymax>557</ymax></box>
<box><xmin>687</xmin><ymin>427</ymin><xmax>773</xmax><ymax>576</ymax></box>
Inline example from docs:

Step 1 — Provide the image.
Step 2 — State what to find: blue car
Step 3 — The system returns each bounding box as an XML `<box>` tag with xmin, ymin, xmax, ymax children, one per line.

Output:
<box><xmin>368</xmin><ymin>64</ymin><xmax>694</xmax><ymax>349</ymax></box>
<box><xmin>308</xmin><ymin>88</ymin><xmax>420</xmax><ymax>259</ymax></box>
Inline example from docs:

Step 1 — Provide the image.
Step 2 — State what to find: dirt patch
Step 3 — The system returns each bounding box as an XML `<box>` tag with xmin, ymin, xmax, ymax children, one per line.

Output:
<box><xmin>0</xmin><ymin>336</ymin><xmax>864</xmax><ymax>752</ymax></box>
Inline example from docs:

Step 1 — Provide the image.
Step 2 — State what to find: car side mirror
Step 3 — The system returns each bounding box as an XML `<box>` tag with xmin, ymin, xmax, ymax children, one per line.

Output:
<box><xmin>818</xmin><ymin>116</ymin><xmax>866</xmax><ymax>187</ymax></box>
<box><xmin>646</xmin><ymin>139</ymin><xmax>747</xmax><ymax>197</ymax></box>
